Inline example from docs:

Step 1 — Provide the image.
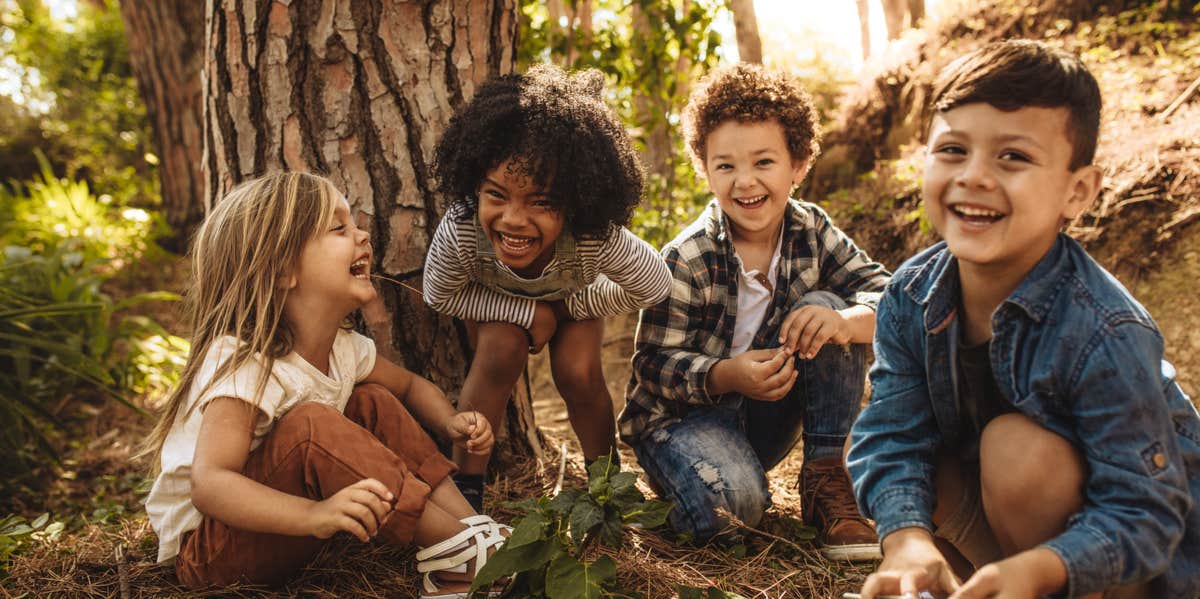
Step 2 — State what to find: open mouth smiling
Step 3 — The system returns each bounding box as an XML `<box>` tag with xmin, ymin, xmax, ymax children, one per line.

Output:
<box><xmin>350</xmin><ymin>257</ymin><xmax>370</xmax><ymax>279</ymax></box>
<box><xmin>498</xmin><ymin>232</ymin><xmax>536</xmax><ymax>252</ymax></box>
<box><xmin>949</xmin><ymin>203</ymin><xmax>1005</xmax><ymax>224</ymax></box>
<box><xmin>733</xmin><ymin>194</ymin><xmax>768</xmax><ymax>208</ymax></box>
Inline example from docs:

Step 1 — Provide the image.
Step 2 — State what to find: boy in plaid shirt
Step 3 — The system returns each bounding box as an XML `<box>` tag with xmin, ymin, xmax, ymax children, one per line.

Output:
<box><xmin>618</xmin><ymin>64</ymin><xmax>890</xmax><ymax>559</ymax></box>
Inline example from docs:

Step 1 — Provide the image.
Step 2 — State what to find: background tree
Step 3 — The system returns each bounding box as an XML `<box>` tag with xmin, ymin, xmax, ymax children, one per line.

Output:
<box><xmin>118</xmin><ymin>0</ymin><xmax>205</xmax><ymax>250</ymax></box>
<box><xmin>882</xmin><ymin>0</ymin><xmax>924</xmax><ymax>40</ymax></box>
<box><xmin>727</xmin><ymin>0</ymin><xmax>762</xmax><ymax>63</ymax></box>
<box><xmin>201</xmin><ymin>0</ymin><xmax>542</xmax><ymax>465</ymax></box>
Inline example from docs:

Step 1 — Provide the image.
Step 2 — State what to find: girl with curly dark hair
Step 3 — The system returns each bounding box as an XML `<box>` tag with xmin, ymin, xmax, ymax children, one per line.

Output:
<box><xmin>423</xmin><ymin>64</ymin><xmax>671</xmax><ymax>510</ymax></box>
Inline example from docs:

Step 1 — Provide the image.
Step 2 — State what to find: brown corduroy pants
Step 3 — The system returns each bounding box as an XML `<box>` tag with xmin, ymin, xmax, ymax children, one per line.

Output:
<box><xmin>175</xmin><ymin>383</ymin><xmax>457</xmax><ymax>589</ymax></box>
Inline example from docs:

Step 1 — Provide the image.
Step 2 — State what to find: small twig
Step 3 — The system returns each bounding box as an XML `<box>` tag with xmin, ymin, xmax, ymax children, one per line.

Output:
<box><xmin>114</xmin><ymin>543</ymin><xmax>131</xmax><ymax>599</ymax></box>
<box><xmin>1162</xmin><ymin>74</ymin><xmax>1200</xmax><ymax>119</ymax></box>
<box><xmin>552</xmin><ymin>441</ymin><xmax>568</xmax><ymax>496</ymax></box>
<box><xmin>371</xmin><ymin>273</ymin><xmax>424</xmax><ymax>297</ymax></box>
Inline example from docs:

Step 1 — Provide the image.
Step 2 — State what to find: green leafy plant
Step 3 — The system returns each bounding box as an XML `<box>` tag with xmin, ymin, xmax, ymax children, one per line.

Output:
<box><xmin>468</xmin><ymin>456</ymin><xmax>672</xmax><ymax>598</ymax></box>
<box><xmin>0</xmin><ymin>512</ymin><xmax>64</xmax><ymax>572</ymax></box>
<box><xmin>0</xmin><ymin>161</ymin><xmax>184</xmax><ymax>473</ymax></box>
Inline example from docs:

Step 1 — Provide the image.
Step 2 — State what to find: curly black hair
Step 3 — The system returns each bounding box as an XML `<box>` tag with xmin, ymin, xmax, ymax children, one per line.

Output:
<box><xmin>682</xmin><ymin>63</ymin><xmax>821</xmax><ymax>171</ymax></box>
<box><xmin>433</xmin><ymin>64</ymin><xmax>645</xmax><ymax>238</ymax></box>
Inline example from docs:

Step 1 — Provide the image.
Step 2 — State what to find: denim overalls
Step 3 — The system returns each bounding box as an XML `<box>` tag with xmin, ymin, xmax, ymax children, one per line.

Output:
<box><xmin>474</xmin><ymin>216</ymin><xmax>585</xmax><ymax>300</ymax></box>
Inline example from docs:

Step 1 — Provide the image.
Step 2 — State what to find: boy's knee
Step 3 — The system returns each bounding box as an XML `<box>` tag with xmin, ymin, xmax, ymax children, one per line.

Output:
<box><xmin>670</xmin><ymin>474</ymin><xmax>770</xmax><ymax>542</ymax></box>
<box><xmin>979</xmin><ymin>413</ymin><xmax>1085</xmax><ymax>511</ymax></box>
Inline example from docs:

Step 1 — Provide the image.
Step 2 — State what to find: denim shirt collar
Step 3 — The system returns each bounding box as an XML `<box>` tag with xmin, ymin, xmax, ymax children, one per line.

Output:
<box><xmin>905</xmin><ymin>234</ymin><xmax>1072</xmax><ymax>333</ymax></box>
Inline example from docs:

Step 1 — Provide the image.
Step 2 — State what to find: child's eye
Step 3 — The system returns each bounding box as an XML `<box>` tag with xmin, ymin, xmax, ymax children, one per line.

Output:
<box><xmin>999</xmin><ymin>150</ymin><xmax>1032</xmax><ymax>163</ymax></box>
<box><xmin>756</xmin><ymin>158</ymin><xmax>775</xmax><ymax>167</ymax></box>
<box><xmin>934</xmin><ymin>144</ymin><xmax>966</xmax><ymax>156</ymax></box>
<box><xmin>330</xmin><ymin>223</ymin><xmax>346</xmax><ymax>232</ymax></box>
<box><xmin>532</xmin><ymin>199</ymin><xmax>556</xmax><ymax>210</ymax></box>
<box><xmin>714</xmin><ymin>163</ymin><xmax>733</xmax><ymax>171</ymax></box>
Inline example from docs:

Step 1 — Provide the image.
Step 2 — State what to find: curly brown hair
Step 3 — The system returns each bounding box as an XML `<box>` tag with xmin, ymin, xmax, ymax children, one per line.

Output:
<box><xmin>682</xmin><ymin>63</ymin><xmax>821</xmax><ymax>171</ymax></box>
<box><xmin>433</xmin><ymin>64</ymin><xmax>644</xmax><ymax>238</ymax></box>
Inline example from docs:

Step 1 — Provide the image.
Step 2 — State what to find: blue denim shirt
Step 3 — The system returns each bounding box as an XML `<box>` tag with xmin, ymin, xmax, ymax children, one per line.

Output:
<box><xmin>848</xmin><ymin>235</ymin><xmax>1200</xmax><ymax>598</ymax></box>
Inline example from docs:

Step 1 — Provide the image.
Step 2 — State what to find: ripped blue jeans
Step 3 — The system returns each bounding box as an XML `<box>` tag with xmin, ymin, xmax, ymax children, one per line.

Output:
<box><xmin>631</xmin><ymin>291</ymin><xmax>867</xmax><ymax>542</ymax></box>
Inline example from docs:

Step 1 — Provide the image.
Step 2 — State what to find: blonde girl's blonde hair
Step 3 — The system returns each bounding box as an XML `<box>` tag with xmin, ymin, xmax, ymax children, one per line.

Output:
<box><xmin>138</xmin><ymin>172</ymin><xmax>341</xmax><ymax>470</ymax></box>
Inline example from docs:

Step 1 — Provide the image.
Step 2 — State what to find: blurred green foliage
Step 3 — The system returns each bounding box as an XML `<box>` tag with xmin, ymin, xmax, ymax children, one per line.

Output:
<box><xmin>0</xmin><ymin>156</ymin><xmax>185</xmax><ymax>475</ymax></box>
<box><xmin>518</xmin><ymin>0</ymin><xmax>858</xmax><ymax>248</ymax></box>
<box><xmin>0</xmin><ymin>0</ymin><xmax>157</xmax><ymax>204</ymax></box>
<box><xmin>519</xmin><ymin>0</ymin><xmax>724</xmax><ymax>248</ymax></box>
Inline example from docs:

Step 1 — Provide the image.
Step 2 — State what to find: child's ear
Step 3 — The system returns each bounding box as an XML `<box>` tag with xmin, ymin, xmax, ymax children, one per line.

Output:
<box><xmin>1063</xmin><ymin>164</ymin><xmax>1103</xmax><ymax>219</ymax></box>
<box><xmin>278</xmin><ymin>272</ymin><xmax>297</xmax><ymax>291</ymax></box>
<box><xmin>791</xmin><ymin>157</ymin><xmax>812</xmax><ymax>187</ymax></box>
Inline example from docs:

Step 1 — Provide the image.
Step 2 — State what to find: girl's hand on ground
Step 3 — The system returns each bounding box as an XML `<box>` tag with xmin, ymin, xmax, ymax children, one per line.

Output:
<box><xmin>528</xmin><ymin>301</ymin><xmax>559</xmax><ymax>353</ymax></box>
<box><xmin>779</xmin><ymin>305</ymin><xmax>852</xmax><ymax>359</ymax></box>
<box><xmin>860</xmin><ymin>529</ymin><xmax>960</xmax><ymax>599</ymax></box>
<box><xmin>447</xmin><ymin>411</ymin><xmax>494</xmax><ymax>455</ymax></box>
<box><xmin>713</xmin><ymin>347</ymin><xmax>797</xmax><ymax>401</ymax></box>
<box><xmin>306</xmin><ymin>478</ymin><xmax>394</xmax><ymax>542</ymax></box>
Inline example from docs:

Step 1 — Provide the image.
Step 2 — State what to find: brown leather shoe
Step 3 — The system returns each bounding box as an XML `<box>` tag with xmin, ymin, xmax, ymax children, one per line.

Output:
<box><xmin>800</xmin><ymin>456</ymin><xmax>882</xmax><ymax>561</ymax></box>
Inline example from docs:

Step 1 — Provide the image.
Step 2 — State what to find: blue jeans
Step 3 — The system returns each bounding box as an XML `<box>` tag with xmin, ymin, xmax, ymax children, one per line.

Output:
<box><xmin>632</xmin><ymin>291</ymin><xmax>867</xmax><ymax>542</ymax></box>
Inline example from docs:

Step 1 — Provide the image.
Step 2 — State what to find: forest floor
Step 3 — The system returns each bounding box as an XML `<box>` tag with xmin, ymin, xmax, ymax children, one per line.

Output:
<box><xmin>0</xmin><ymin>311</ymin><xmax>871</xmax><ymax>598</ymax></box>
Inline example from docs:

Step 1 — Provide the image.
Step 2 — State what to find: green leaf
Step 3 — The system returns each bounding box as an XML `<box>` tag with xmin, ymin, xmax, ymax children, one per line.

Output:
<box><xmin>544</xmin><ymin>554</ymin><xmax>616</xmax><ymax>599</ymax></box>
<box><xmin>29</xmin><ymin>513</ymin><xmax>48</xmax><ymax>529</ymax></box>
<box><xmin>595</xmin><ymin>506</ymin><xmax>624</xmax><ymax>548</ymax></box>
<box><xmin>568</xmin><ymin>495</ymin><xmax>603</xmax><ymax>545</ymax></box>
<box><xmin>622</xmin><ymin>499</ymin><xmax>672</xmax><ymax>530</ymax></box>
<box><xmin>469</xmin><ymin>537</ymin><xmax>564</xmax><ymax>594</ymax></box>
<box><xmin>548</xmin><ymin>488</ymin><xmax>584</xmax><ymax>516</ymax></box>
<box><xmin>507</xmin><ymin>511</ymin><xmax>548</xmax><ymax>549</ymax></box>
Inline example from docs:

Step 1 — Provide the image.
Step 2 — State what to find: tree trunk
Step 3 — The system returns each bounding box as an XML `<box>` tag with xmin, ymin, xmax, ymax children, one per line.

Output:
<box><xmin>201</xmin><ymin>0</ymin><xmax>543</xmax><ymax>467</ymax></box>
<box><xmin>727</xmin><ymin>0</ymin><xmax>762</xmax><ymax>64</ymax></box>
<box><xmin>855</xmin><ymin>0</ymin><xmax>871</xmax><ymax>60</ymax></box>
<box><xmin>119</xmin><ymin>0</ymin><xmax>206</xmax><ymax>252</ymax></box>
<box><xmin>881</xmin><ymin>0</ymin><xmax>906</xmax><ymax>40</ymax></box>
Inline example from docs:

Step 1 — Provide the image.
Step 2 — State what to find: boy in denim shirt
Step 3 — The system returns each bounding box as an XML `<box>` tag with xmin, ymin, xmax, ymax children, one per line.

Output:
<box><xmin>848</xmin><ymin>40</ymin><xmax>1200</xmax><ymax>599</ymax></box>
<box><xmin>619</xmin><ymin>64</ymin><xmax>891</xmax><ymax>560</ymax></box>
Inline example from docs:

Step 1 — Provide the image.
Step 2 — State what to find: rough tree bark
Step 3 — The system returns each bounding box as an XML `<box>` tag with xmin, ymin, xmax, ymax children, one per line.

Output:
<box><xmin>882</xmin><ymin>0</ymin><xmax>924</xmax><ymax>40</ymax></box>
<box><xmin>727</xmin><ymin>0</ymin><xmax>762</xmax><ymax>64</ymax></box>
<box><xmin>200</xmin><ymin>0</ymin><xmax>543</xmax><ymax>466</ymax></box>
<box><xmin>119</xmin><ymin>0</ymin><xmax>206</xmax><ymax>251</ymax></box>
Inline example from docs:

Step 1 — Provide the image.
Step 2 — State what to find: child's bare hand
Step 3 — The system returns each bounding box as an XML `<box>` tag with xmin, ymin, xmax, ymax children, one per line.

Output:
<box><xmin>306</xmin><ymin>478</ymin><xmax>394</xmax><ymax>542</ymax></box>
<box><xmin>714</xmin><ymin>347</ymin><xmax>797</xmax><ymax>401</ymax></box>
<box><xmin>949</xmin><ymin>550</ymin><xmax>1061</xmax><ymax>599</ymax></box>
<box><xmin>860</xmin><ymin>529</ymin><xmax>960</xmax><ymax>599</ymax></box>
<box><xmin>446</xmin><ymin>410</ymin><xmax>494</xmax><ymax>455</ymax></box>
<box><xmin>528</xmin><ymin>301</ymin><xmax>559</xmax><ymax>353</ymax></box>
<box><xmin>780</xmin><ymin>305</ymin><xmax>852</xmax><ymax>359</ymax></box>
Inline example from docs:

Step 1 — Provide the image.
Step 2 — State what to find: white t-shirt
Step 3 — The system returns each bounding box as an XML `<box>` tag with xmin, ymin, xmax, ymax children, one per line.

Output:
<box><xmin>145</xmin><ymin>329</ymin><xmax>377</xmax><ymax>563</ymax></box>
<box><xmin>730</xmin><ymin>230</ymin><xmax>784</xmax><ymax>356</ymax></box>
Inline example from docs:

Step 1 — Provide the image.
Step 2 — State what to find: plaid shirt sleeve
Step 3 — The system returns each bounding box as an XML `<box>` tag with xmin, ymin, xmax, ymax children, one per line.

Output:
<box><xmin>629</xmin><ymin>242</ymin><xmax>724</xmax><ymax>408</ymax></box>
<box><xmin>809</xmin><ymin>204</ymin><xmax>891</xmax><ymax>310</ymax></box>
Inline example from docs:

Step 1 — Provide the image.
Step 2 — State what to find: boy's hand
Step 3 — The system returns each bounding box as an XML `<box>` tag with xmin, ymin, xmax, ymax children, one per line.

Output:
<box><xmin>528</xmin><ymin>301</ymin><xmax>560</xmax><ymax>353</ymax></box>
<box><xmin>707</xmin><ymin>347</ymin><xmax>797</xmax><ymax>401</ymax></box>
<box><xmin>305</xmin><ymin>478</ymin><xmax>394</xmax><ymax>542</ymax></box>
<box><xmin>780</xmin><ymin>305</ymin><xmax>853</xmax><ymax>359</ymax></box>
<box><xmin>950</xmin><ymin>549</ymin><xmax>1066</xmax><ymax>599</ymax></box>
<box><xmin>860</xmin><ymin>528</ymin><xmax>960</xmax><ymax>599</ymax></box>
<box><xmin>446</xmin><ymin>411</ymin><xmax>494</xmax><ymax>456</ymax></box>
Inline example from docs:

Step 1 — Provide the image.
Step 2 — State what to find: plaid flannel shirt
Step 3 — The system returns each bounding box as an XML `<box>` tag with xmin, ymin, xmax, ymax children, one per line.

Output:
<box><xmin>618</xmin><ymin>199</ymin><xmax>891</xmax><ymax>444</ymax></box>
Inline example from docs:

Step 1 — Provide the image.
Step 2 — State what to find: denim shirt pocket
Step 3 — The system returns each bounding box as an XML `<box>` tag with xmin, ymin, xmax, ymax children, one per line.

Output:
<box><xmin>1140</xmin><ymin>441</ymin><xmax>1171</xmax><ymax>476</ymax></box>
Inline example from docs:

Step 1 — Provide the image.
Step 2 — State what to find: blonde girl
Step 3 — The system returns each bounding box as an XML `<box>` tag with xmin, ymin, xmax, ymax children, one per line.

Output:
<box><xmin>142</xmin><ymin>172</ymin><xmax>506</xmax><ymax>598</ymax></box>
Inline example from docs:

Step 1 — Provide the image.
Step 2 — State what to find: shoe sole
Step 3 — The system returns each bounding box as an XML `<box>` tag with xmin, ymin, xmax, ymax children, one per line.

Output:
<box><xmin>819</xmin><ymin>543</ymin><xmax>882</xmax><ymax>562</ymax></box>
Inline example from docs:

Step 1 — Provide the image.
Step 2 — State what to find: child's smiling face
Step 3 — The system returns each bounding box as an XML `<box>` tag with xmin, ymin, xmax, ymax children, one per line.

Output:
<box><xmin>702</xmin><ymin>119</ymin><xmax>808</xmax><ymax>241</ymax></box>
<box><xmin>290</xmin><ymin>195</ymin><xmax>375</xmax><ymax>313</ymax></box>
<box><xmin>924</xmin><ymin>103</ymin><xmax>1100</xmax><ymax>275</ymax></box>
<box><xmin>477</xmin><ymin>158</ymin><xmax>565</xmax><ymax>277</ymax></box>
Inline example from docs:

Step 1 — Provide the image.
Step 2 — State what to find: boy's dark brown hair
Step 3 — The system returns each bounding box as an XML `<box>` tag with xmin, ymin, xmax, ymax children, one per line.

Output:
<box><xmin>682</xmin><ymin>63</ymin><xmax>820</xmax><ymax>170</ymax></box>
<box><xmin>930</xmin><ymin>39</ymin><xmax>1101</xmax><ymax>170</ymax></box>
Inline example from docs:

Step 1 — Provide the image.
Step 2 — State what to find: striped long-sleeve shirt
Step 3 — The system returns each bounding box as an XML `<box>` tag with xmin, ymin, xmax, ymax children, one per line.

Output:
<box><xmin>618</xmin><ymin>199</ymin><xmax>891</xmax><ymax>444</ymax></box>
<box><xmin>423</xmin><ymin>204</ymin><xmax>672</xmax><ymax>329</ymax></box>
